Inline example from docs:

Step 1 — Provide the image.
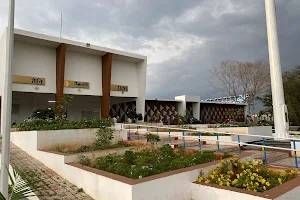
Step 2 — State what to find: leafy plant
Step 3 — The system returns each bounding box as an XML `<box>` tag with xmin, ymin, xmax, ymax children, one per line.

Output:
<box><xmin>78</xmin><ymin>155</ymin><xmax>92</xmax><ymax>166</ymax></box>
<box><xmin>32</xmin><ymin>108</ymin><xmax>55</xmax><ymax>120</ymax></box>
<box><xmin>55</xmin><ymin>95</ymin><xmax>73</xmax><ymax>119</ymax></box>
<box><xmin>86</xmin><ymin>145</ymin><xmax>216</xmax><ymax>179</ymax></box>
<box><xmin>145</xmin><ymin>133</ymin><xmax>161</xmax><ymax>144</ymax></box>
<box><xmin>17</xmin><ymin>117</ymin><xmax>113</xmax><ymax>131</ymax></box>
<box><xmin>0</xmin><ymin>166</ymin><xmax>42</xmax><ymax>200</ymax></box>
<box><xmin>93</xmin><ymin>127</ymin><xmax>114</xmax><ymax>149</ymax></box>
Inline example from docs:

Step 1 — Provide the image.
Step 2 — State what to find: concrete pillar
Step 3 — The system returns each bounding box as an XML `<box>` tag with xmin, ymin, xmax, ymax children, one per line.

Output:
<box><xmin>136</xmin><ymin>60</ymin><xmax>147</xmax><ymax>119</ymax></box>
<box><xmin>265</xmin><ymin>0</ymin><xmax>289</xmax><ymax>138</ymax></box>
<box><xmin>192</xmin><ymin>102</ymin><xmax>200</xmax><ymax>120</ymax></box>
<box><xmin>56</xmin><ymin>43</ymin><xmax>66</xmax><ymax>109</ymax></box>
<box><xmin>101</xmin><ymin>53</ymin><xmax>112</xmax><ymax>118</ymax></box>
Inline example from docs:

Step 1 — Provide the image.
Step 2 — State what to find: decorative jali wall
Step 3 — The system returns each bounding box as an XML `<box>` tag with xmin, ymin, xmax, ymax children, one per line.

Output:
<box><xmin>200</xmin><ymin>103</ymin><xmax>245</xmax><ymax>124</ymax></box>
<box><xmin>109</xmin><ymin>101</ymin><xmax>136</xmax><ymax>122</ymax></box>
<box><xmin>186</xmin><ymin>102</ymin><xmax>193</xmax><ymax>117</ymax></box>
<box><xmin>144</xmin><ymin>100</ymin><xmax>179</xmax><ymax>123</ymax></box>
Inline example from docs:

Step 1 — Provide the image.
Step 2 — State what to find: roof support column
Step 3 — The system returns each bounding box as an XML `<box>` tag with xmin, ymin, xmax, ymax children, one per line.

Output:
<box><xmin>56</xmin><ymin>43</ymin><xmax>66</xmax><ymax>110</ymax></box>
<box><xmin>101</xmin><ymin>53</ymin><xmax>112</xmax><ymax>118</ymax></box>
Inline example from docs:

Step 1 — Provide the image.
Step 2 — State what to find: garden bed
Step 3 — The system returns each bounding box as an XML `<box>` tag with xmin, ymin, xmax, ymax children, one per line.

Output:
<box><xmin>43</xmin><ymin>141</ymin><xmax>133</xmax><ymax>154</ymax></box>
<box><xmin>75</xmin><ymin>145</ymin><xmax>231</xmax><ymax>179</ymax></box>
<box><xmin>192</xmin><ymin>158</ymin><xmax>300</xmax><ymax>200</ymax></box>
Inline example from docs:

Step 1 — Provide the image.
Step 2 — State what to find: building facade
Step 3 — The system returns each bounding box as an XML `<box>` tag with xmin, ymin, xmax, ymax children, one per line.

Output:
<box><xmin>0</xmin><ymin>28</ymin><xmax>147</xmax><ymax>124</ymax></box>
<box><xmin>0</xmin><ymin>29</ymin><xmax>246</xmax><ymax>125</ymax></box>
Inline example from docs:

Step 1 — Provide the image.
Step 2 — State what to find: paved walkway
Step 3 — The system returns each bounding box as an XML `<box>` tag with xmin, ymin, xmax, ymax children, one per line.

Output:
<box><xmin>0</xmin><ymin>139</ymin><xmax>93</xmax><ymax>200</ymax></box>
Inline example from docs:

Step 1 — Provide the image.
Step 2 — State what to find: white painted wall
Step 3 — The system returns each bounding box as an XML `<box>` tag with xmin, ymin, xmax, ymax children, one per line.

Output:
<box><xmin>12</xmin><ymin>41</ymin><xmax>56</xmax><ymax>93</ymax></box>
<box><xmin>36</xmin><ymin>129</ymin><xmax>127</xmax><ymax>149</ymax></box>
<box><xmin>111</xmin><ymin>59</ymin><xmax>138</xmax><ymax>98</ymax></box>
<box><xmin>64</xmin><ymin>50</ymin><xmax>102</xmax><ymax>96</ymax></box>
<box><xmin>11</xmin><ymin>128</ymin><xmax>258</xmax><ymax>200</ymax></box>
<box><xmin>192</xmin><ymin>102</ymin><xmax>200</xmax><ymax>120</ymax></box>
<box><xmin>175</xmin><ymin>95</ymin><xmax>201</xmax><ymax>118</ymax></box>
<box><xmin>10</xmin><ymin>129</ymin><xmax>133</xmax><ymax>200</ymax></box>
<box><xmin>200</xmin><ymin>136</ymin><xmax>233</xmax><ymax>145</ymax></box>
<box><xmin>136</xmin><ymin>60</ymin><xmax>147</xmax><ymax>118</ymax></box>
<box><xmin>175</xmin><ymin>96</ymin><xmax>186</xmax><ymax>116</ymax></box>
<box><xmin>191</xmin><ymin>183</ymin><xmax>269</xmax><ymax>200</ymax></box>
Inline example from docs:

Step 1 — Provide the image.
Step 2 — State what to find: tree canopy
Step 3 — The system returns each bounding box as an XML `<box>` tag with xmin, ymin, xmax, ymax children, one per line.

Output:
<box><xmin>257</xmin><ymin>66</ymin><xmax>300</xmax><ymax>125</ymax></box>
<box><xmin>209</xmin><ymin>60</ymin><xmax>271</xmax><ymax>112</ymax></box>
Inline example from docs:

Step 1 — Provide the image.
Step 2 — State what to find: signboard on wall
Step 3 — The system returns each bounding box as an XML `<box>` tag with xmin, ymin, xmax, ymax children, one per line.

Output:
<box><xmin>12</xmin><ymin>75</ymin><xmax>45</xmax><ymax>85</ymax></box>
<box><xmin>111</xmin><ymin>84</ymin><xmax>128</xmax><ymax>92</ymax></box>
<box><xmin>64</xmin><ymin>80</ymin><xmax>90</xmax><ymax>89</ymax></box>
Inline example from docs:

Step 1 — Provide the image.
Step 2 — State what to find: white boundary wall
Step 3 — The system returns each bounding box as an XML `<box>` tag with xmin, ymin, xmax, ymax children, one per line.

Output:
<box><xmin>10</xmin><ymin>129</ymin><xmax>258</xmax><ymax>200</ymax></box>
<box><xmin>197</xmin><ymin>126</ymin><xmax>273</xmax><ymax>143</ymax></box>
<box><xmin>11</xmin><ymin>128</ymin><xmax>127</xmax><ymax>150</ymax></box>
<box><xmin>191</xmin><ymin>183</ymin><xmax>269</xmax><ymax>200</ymax></box>
<box><xmin>191</xmin><ymin>183</ymin><xmax>300</xmax><ymax>200</ymax></box>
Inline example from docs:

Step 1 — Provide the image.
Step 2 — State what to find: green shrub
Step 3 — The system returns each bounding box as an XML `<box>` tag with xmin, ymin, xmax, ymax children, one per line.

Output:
<box><xmin>17</xmin><ymin>117</ymin><xmax>113</xmax><ymax>131</ymax></box>
<box><xmin>93</xmin><ymin>127</ymin><xmax>114</xmax><ymax>149</ymax></box>
<box><xmin>87</xmin><ymin>145</ymin><xmax>215</xmax><ymax>179</ymax></box>
<box><xmin>78</xmin><ymin>155</ymin><xmax>92</xmax><ymax>166</ymax></box>
<box><xmin>32</xmin><ymin>108</ymin><xmax>55</xmax><ymax>120</ymax></box>
<box><xmin>145</xmin><ymin>133</ymin><xmax>161</xmax><ymax>144</ymax></box>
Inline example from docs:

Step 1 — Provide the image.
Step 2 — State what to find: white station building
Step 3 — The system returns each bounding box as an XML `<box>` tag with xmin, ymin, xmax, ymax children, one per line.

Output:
<box><xmin>0</xmin><ymin>28</ymin><xmax>246</xmax><ymax>125</ymax></box>
<box><xmin>0</xmin><ymin>28</ymin><xmax>147</xmax><ymax>124</ymax></box>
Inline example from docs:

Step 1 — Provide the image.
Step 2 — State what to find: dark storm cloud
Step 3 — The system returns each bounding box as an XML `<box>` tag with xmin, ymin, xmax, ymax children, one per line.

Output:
<box><xmin>0</xmin><ymin>0</ymin><xmax>300</xmax><ymax>100</ymax></box>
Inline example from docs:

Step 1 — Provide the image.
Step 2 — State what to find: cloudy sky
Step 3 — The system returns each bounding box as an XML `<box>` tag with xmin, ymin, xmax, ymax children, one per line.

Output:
<box><xmin>0</xmin><ymin>0</ymin><xmax>300</xmax><ymax>100</ymax></box>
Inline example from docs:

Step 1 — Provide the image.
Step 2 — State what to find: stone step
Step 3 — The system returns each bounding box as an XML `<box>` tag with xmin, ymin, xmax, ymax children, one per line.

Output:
<box><xmin>255</xmin><ymin>152</ymin><xmax>290</xmax><ymax>163</ymax></box>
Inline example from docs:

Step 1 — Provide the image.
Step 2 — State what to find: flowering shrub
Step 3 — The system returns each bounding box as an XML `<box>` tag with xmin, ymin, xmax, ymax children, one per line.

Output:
<box><xmin>198</xmin><ymin>159</ymin><xmax>298</xmax><ymax>192</ymax></box>
<box><xmin>17</xmin><ymin>117</ymin><xmax>113</xmax><ymax>131</ymax></box>
<box><xmin>84</xmin><ymin>145</ymin><xmax>216</xmax><ymax>179</ymax></box>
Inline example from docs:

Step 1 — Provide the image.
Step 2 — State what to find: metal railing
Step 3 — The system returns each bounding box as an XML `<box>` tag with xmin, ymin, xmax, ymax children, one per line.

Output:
<box><xmin>119</xmin><ymin>123</ymin><xmax>300</xmax><ymax>168</ymax></box>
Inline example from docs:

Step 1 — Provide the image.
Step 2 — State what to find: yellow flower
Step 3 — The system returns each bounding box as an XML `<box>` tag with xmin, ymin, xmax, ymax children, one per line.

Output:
<box><xmin>205</xmin><ymin>179</ymin><xmax>210</xmax><ymax>184</ymax></box>
<box><xmin>263</xmin><ymin>186</ymin><xmax>266</xmax><ymax>190</ymax></box>
<box><xmin>219</xmin><ymin>181</ymin><xmax>223</xmax><ymax>186</ymax></box>
<box><xmin>236</xmin><ymin>174</ymin><xmax>240</xmax><ymax>178</ymax></box>
<box><xmin>210</xmin><ymin>175</ymin><xmax>215</xmax><ymax>179</ymax></box>
<box><xmin>218</xmin><ymin>178</ymin><xmax>221</xmax><ymax>182</ymax></box>
<box><xmin>226</xmin><ymin>182</ymin><xmax>230</xmax><ymax>186</ymax></box>
<box><xmin>256</xmin><ymin>168</ymin><xmax>259</xmax><ymax>172</ymax></box>
<box><xmin>241</xmin><ymin>165</ymin><xmax>245</xmax><ymax>169</ymax></box>
<box><xmin>232</xmin><ymin>179</ymin><xmax>238</xmax><ymax>185</ymax></box>
<box><xmin>213</xmin><ymin>170</ymin><xmax>217</xmax><ymax>175</ymax></box>
<box><xmin>251</xmin><ymin>176</ymin><xmax>254</xmax><ymax>180</ymax></box>
<box><xmin>253</xmin><ymin>189</ymin><xmax>257</xmax><ymax>192</ymax></box>
<box><xmin>260</xmin><ymin>179</ymin><xmax>266</xmax><ymax>184</ymax></box>
<box><xmin>266</xmin><ymin>182</ymin><xmax>270</xmax><ymax>187</ymax></box>
<box><xmin>198</xmin><ymin>177</ymin><xmax>204</xmax><ymax>182</ymax></box>
<box><xmin>278</xmin><ymin>178</ymin><xmax>282</xmax><ymax>184</ymax></box>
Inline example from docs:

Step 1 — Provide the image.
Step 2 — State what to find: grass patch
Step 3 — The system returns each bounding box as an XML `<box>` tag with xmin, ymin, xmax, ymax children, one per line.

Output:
<box><xmin>53</xmin><ymin>141</ymin><xmax>132</xmax><ymax>154</ymax></box>
<box><xmin>198</xmin><ymin>159</ymin><xmax>298</xmax><ymax>192</ymax></box>
<box><xmin>80</xmin><ymin>145</ymin><xmax>217</xmax><ymax>179</ymax></box>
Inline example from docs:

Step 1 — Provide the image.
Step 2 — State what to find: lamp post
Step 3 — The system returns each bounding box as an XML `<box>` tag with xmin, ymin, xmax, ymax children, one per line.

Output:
<box><xmin>265</xmin><ymin>0</ymin><xmax>289</xmax><ymax>138</ymax></box>
<box><xmin>0</xmin><ymin>0</ymin><xmax>15</xmax><ymax>198</ymax></box>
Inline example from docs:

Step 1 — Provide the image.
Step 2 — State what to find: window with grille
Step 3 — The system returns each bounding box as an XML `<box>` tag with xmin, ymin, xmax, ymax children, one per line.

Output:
<box><xmin>12</xmin><ymin>104</ymin><xmax>20</xmax><ymax>115</ymax></box>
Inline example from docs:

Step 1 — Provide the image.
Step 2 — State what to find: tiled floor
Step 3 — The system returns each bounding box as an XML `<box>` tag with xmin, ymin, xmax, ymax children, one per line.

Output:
<box><xmin>0</xmin><ymin>139</ymin><xmax>94</xmax><ymax>200</ymax></box>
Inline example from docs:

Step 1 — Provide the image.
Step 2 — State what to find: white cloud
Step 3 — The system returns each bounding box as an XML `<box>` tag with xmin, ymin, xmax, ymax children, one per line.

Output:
<box><xmin>135</xmin><ymin>31</ymin><xmax>204</xmax><ymax>64</ymax></box>
<box><xmin>176</xmin><ymin>5</ymin><xmax>202</xmax><ymax>23</ymax></box>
